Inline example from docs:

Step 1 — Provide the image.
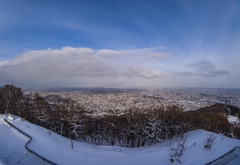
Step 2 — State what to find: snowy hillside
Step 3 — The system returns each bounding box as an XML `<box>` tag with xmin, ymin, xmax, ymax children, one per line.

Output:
<box><xmin>0</xmin><ymin>114</ymin><xmax>240</xmax><ymax>165</ymax></box>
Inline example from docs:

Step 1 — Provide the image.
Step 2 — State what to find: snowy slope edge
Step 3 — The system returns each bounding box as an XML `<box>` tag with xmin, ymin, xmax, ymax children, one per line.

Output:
<box><xmin>3</xmin><ymin>117</ymin><xmax>56</xmax><ymax>165</ymax></box>
<box><xmin>206</xmin><ymin>147</ymin><xmax>240</xmax><ymax>165</ymax></box>
<box><xmin>1</xmin><ymin>114</ymin><xmax>240</xmax><ymax>165</ymax></box>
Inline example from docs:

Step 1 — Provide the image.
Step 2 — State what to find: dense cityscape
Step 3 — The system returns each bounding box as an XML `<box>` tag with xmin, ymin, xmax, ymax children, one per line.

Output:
<box><xmin>36</xmin><ymin>88</ymin><xmax>240</xmax><ymax>117</ymax></box>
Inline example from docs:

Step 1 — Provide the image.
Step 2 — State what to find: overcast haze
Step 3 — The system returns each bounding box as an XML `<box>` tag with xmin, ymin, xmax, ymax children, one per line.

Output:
<box><xmin>0</xmin><ymin>0</ymin><xmax>240</xmax><ymax>89</ymax></box>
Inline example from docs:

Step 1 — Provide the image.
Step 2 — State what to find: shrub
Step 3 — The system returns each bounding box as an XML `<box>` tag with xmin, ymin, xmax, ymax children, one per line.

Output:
<box><xmin>204</xmin><ymin>133</ymin><xmax>216</xmax><ymax>150</ymax></box>
<box><xmin>169</xmin><ymin>136</ymin><xmax>188</xmax><ymax>163</ymax></box>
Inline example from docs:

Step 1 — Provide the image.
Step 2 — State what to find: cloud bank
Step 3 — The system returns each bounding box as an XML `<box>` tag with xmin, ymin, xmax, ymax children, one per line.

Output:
<box><xmin>0</xmin><ymin>46</ymin><xmax>167</xmax><ymax>88</ymax></box>
<box><xmin>0</xmin><ymin>46</ymin><xmax>233</xmax><ymax>89</ymax></box>
<box><xmin>97</xmin><ymin>46</ymin><xmax>170</xmax><ymax>62</ymax></box>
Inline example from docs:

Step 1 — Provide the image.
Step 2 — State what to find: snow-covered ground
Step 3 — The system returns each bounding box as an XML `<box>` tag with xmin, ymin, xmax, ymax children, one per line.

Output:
<box><xmin>228</xmin><ymin>115</ymin><xmax>239</xmax><ymax>125</ymax></box>
<box><xmin>0</xmin><ymin>116</ymin><xmax>49</xmax><ymax>165</ymax></box>
<box><xmin>0</xmin><ymin>114</ymin><xmax>240</xmax><ymax>165</ymax></box>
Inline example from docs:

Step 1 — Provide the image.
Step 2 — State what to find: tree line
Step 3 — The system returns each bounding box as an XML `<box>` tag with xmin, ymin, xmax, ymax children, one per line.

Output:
<box><xmin>0</xmin><ymin>84</ymin><xmax>239</xmax><ymax>147</ymax></box>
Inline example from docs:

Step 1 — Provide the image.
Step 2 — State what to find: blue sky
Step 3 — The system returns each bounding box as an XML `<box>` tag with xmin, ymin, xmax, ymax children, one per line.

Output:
<box><xmin>0</xmin><ymin>0</ymin><xmax>240</xmax><ymax>89</ymax></box>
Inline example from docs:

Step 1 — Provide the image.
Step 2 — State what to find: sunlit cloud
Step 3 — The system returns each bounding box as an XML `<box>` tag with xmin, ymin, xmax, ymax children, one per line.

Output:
<box><xmin>0</xmin><ymin>46</ymin><xmax>167</xmax><ymax>88</ymax></box>
<box><xmin>97</xmin><ymin>46</ymin><xmax>170</xmax><ymax>63</ymax></box>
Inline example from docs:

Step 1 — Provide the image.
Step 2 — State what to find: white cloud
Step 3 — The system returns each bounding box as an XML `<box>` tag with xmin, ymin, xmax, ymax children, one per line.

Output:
<box><xmin>0</xmin><ymin>46</ymin><xmax>167</xmax><ymax>88</ymax></box>
<box><xmin>0</xmin><ymin>60</ymin><xmax>9</xmax><ymax>67</ymax></box>
<box><xmin>123</xmin><ymin>66</ymin><xmax>166</xmax><ymax>79</ymax></box>
<box><xmin>97</xmin><ymin>46</ymin><xmax>170</xmax><ymax>63</ymax></box>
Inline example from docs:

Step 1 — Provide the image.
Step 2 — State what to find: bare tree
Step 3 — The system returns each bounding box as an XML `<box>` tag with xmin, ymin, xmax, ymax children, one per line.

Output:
<box><xmin>0</xmin><ymin>87</ymin><xmax>4</xmax><ymax>114</ymax></box>
<box><xmin>32</xmin><ymin>93</ymin><xmax>49</xmax><ymax>124</ymax></box>
<box><xmin>1</xmin><ymin>84</ymin><xmax>24</xmax><ymax>116</ymax></box>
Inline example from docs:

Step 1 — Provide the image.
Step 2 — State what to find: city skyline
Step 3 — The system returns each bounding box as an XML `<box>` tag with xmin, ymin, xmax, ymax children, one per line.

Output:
<box><xmin>0</xmin><ymin>0</ymin><xmax>240</xmax><ymax>89</ymax></box>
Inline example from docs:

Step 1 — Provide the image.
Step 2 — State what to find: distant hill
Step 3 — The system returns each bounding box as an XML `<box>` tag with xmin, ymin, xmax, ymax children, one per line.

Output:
<box><xmin>43</xmin><ymin>95</ymin><xmax>66</xmax><ymax>104</ymax></box>
<box><xmin>194</xmin><ymin>103</ymin><xmax>240</xmax><ymax>116</ymax></box>
<box><xmin>194</xmin><ymin>103</ymin><xmax>226</xmax><ymax>115</ymax></box>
